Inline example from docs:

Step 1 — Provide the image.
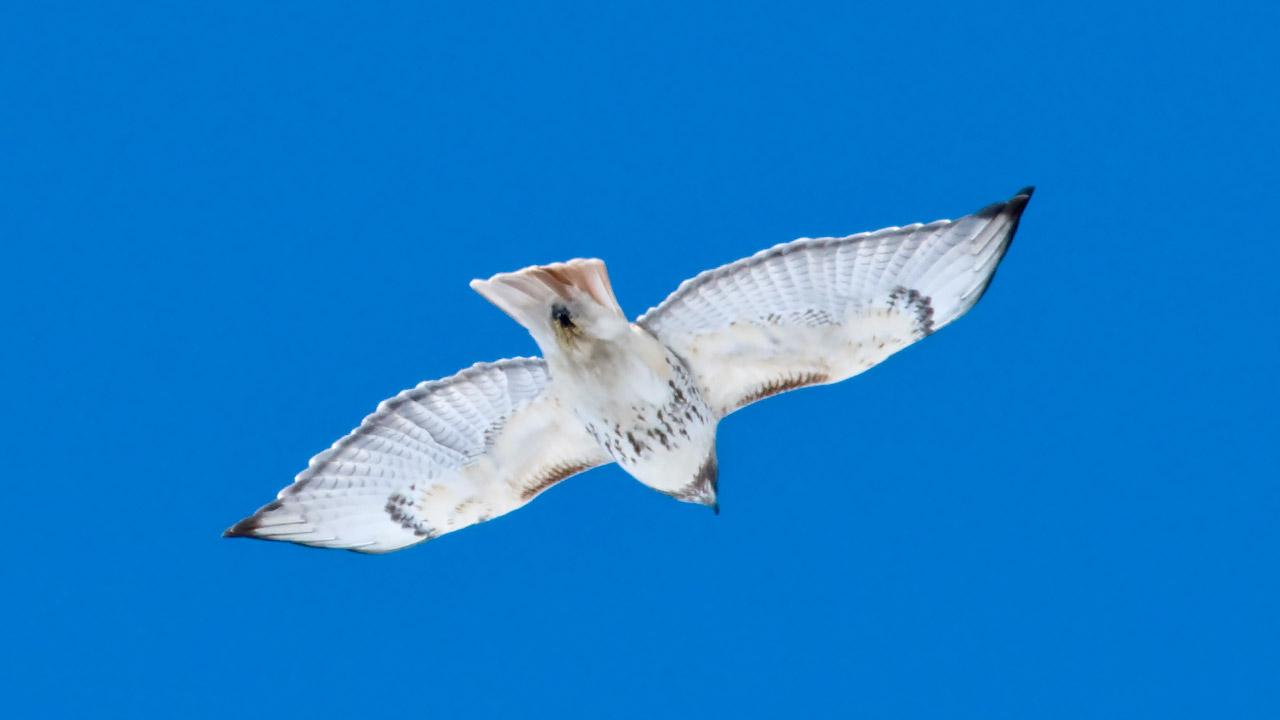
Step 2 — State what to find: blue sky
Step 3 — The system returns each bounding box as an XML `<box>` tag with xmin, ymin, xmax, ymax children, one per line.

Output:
<box><xmin>3</xmin><ymin>2</ymin><xmax>1277</xmax><ymax>717</ymax></box>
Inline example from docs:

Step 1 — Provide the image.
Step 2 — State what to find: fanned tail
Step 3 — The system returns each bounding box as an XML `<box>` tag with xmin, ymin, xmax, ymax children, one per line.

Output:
<box><xmin>470</xmin><ymin>258</ymin><xmax>623</xmax><ymax>332</ymax></box>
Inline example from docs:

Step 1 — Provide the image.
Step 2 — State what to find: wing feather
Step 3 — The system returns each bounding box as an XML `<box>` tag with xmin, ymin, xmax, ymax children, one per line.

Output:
<box><xmin>638</xmin><ymin>188</ymin><xmax>1033</xmax><ymax>415</ymax></box>
<box><xmin>225</xmin><ymin>357</ymin><xmax>609</xmax><ymax>553</ymax></box>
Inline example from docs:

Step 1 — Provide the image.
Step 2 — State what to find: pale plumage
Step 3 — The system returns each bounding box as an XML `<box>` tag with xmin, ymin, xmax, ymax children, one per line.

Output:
<box><xmin>225</xmin><ymin>187</ymin><xmax>1033</xmax><ymax>552</ymax></box>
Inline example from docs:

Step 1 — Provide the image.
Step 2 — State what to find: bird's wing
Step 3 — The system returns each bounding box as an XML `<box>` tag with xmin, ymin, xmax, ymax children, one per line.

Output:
<box><xmin>224</xmin><ymin>357</ymin><xmax>609</xmax><ymax>553</ymax></box>
<box><xmin>637</xmin><ymin>188</ymin><xmax>1032</xmax><ymax>416</ymax></box>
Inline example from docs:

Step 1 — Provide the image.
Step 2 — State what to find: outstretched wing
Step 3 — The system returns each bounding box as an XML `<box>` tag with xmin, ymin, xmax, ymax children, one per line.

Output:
<box><xmin>637</xmin><ymin>188</ymin><xmax>1033</xmax><ymax>416</ymax></box>
<box><xmin>224</xmin><ymin>358</ymin><xmax>609</xmax><ymax>553</ymax></box>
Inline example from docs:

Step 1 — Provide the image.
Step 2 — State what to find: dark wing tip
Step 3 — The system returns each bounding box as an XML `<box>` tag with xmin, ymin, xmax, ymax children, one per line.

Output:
<box><xmin>222</xmin><ymin>515</ymin><xmax>261</xmax><ymax>539</ymax></box>
<box><xmin>1002</xmin><ymin>185</ymin><xmax>1035</xmax><ymax>238</ymax></box>
<box><xmin>974</xmin><ymin>185</ymin><xmax>1036</xmax><ymax>218</ymax></box>
<box><xmin>967</xmin><ymin>186</ymin><xmax>1035</xmax><ymax>306</ymax></box>
<box><xmin>221</xmin><ymin>499</ymin><xmax>283</xmax><ymax>539</ymax></box>
<box><xmin>1005</xmin><ymin>186</ymin><xmax>1035</xmax><ymax>219</ymax></box>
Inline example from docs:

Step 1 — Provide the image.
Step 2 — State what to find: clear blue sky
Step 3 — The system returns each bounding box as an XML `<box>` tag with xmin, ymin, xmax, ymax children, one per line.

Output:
<box><xmin>3</xmin><ymin>2</ymin><xmax>1277</xmax><ymax>718</ymax></box>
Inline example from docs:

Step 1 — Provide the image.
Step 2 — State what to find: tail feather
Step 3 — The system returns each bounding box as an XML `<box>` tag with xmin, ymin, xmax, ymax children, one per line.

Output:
<box><xmin>470</xmin><ymin>258</ymin><xmax>622</xmax><ymax>331</ymax></box>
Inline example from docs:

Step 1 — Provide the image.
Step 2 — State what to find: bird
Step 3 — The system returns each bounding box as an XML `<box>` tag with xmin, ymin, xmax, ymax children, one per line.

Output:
<box><xmin>224</xmin><ymin>187</ymin><xmax>1034</xmax><ymax>552</ymax></box>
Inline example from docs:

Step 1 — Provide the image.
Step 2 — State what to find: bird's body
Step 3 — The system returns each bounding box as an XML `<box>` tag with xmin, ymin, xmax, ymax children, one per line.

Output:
<box><xmin>226</xmin><ymin>188</ymin><xmax>1034</xmax><ymax>552</ymax></box>
<box><xmin>473</xmin><ymin>260</ymin><xmax>720</xmax><ymax>504</ymax></box>
<box><xmin>562</xmin><ymin>329</ymin><xmax>718</xmax><ymax>504</ymax></box>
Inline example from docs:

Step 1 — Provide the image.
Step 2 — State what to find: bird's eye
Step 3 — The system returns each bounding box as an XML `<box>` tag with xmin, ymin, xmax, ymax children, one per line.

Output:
<box><xmin>551</xmin><ymin>304</ymin><xmax>575</xmax><ymax>329</ymax></box>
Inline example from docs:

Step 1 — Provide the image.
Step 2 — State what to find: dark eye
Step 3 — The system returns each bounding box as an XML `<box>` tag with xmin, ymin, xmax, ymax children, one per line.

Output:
<box><xmin>551</xmin><ymin>304</ymin><xmax>575</xmax><ymax>329</ymax></box>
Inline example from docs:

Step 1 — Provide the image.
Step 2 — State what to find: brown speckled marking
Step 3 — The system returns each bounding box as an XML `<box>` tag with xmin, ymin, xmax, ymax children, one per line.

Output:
<box><xmin>737</xmin><ymin>371</ymin><xmax>829</xmax><ymax>408</ymax></box>
<box><xmin>385</xmin><ymin>493</ymin><xmax>437</xmax><ymax>538</ymax></box>
<box><xmin>888</xmin><ymin>286</ymin><xmax>935</xmax><ymax>337</ymax></box>
<box><xmin>520</xmin><ymin>461</ymin><xmax>595</xmax><ymax>501</ymax></box>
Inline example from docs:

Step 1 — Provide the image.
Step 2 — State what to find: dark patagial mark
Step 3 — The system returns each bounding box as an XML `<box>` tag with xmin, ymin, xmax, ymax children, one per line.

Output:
<box><xmin>888</xmin><ymin>286</ymin><xmax>935</xmax><ymax>337</ymax></box>
<box><xmin>521</xmin><ymin>460</ymin><xmax>596</xmax><ymax>501</ymax></box>
<box><xmin>737</xmin><ymin>371</ymin><xmax>829</xmax><ymax>408</ymax></box>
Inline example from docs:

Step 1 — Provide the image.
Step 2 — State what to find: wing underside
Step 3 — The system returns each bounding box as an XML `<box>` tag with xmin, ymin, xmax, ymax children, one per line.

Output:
<box><xmin>224</xmin><ymin>358</ymin><xmax>609</xmax><ymax>553</ymax></box>
<box><xmin>638</xmin><ymin>188</ymin><xmax>1033</xmax><ymax>415</ymax></box>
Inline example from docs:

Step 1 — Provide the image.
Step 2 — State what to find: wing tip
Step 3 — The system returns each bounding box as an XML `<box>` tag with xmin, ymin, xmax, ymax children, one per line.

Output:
<box><xmin>221</xmin><ymin>524</ymin><xmax>253</xmax><ymax>539</ymax></box>
<box><xmin>1006</xmin><ymin>186</ymin><xmax>1035</xmax><ymax>219</ymax></box>
<box><xmin>222</xmin><ymin>499</ymin><xmax>301</xmax><ymax>541</ymax></box>
<box><xmin>222</xmin><ymin>520</ymin><xmax>258</xmax><ymax>539</ymax></box>
<box><xmin>975</xmin><ymin>185</ymin><xmax>1035</xmax><ymax>219</ymax></box>
<box><xmin>222</xmin><ymin>500</ymin><xmax>277</xmax><ymax>539</ymax></box>
<box><xmin>995</xmin><ymin>185</ymin><xmax>1035</xmax><ymax>242</ymax></box>
<box><xmin>965</xmin><ymin>185</ymin><xmax>1035</xmax><ymax>307</ymax></box>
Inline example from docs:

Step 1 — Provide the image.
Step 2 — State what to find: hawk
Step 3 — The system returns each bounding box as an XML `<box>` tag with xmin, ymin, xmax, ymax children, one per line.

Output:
<box><xmin>225</xmin><ymin>187</ymin><xmax>1033</xmax><ymax>552</ymax></box>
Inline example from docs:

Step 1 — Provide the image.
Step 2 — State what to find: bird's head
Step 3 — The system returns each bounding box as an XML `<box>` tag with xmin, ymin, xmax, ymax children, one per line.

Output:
<box><xmin>470</xmin><ymin>258</ymin><xmax>630</xmax><ymax>357</ymax></box>
<box><xmin>547</xmin><ymin>297</ymin><xmax>630</xmax><ymax>350</ymax></box>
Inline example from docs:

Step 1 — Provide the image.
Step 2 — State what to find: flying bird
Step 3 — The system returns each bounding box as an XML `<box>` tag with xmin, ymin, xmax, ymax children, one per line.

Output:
<box><xmin>225</xmin><ymin>187</ymin><xmax>1033</xmax><ymax>552</ymax></box>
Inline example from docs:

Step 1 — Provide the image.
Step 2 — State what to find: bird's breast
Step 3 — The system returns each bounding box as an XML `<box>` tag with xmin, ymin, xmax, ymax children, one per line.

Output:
<box><xmin>569</xmin><ymin>343</ymin><xmax>717</xmax><ymax>494</ymax></box>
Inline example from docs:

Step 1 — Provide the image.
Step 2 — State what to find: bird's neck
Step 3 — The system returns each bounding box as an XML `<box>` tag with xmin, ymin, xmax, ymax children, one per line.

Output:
<box><xmin>546</xmin><ymin>324</ymin><xmax>672</xmax><ymax>404</ymax></box>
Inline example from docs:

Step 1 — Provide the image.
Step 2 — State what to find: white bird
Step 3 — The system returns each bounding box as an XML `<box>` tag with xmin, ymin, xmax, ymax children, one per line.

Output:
<box><xmin>225</xmin><ymin>187</ymin><xmax>1033</xmax><ymax>552</ymax></box>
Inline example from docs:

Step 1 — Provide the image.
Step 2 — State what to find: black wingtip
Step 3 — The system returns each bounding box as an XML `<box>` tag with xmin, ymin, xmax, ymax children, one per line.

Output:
<box><xmin>1004</xmin><ymin>185</ymin><xmax>1035</xmax><ymax>229</ymax></box>
<box><xmin>966</xmin><ymin>185</ymin><xmax>1035</xmax><ymax>306</ymax></box>
<box><xmin>975</xmin><ymin>185</ymin><xmax>1036</xmax><ymax>218</ymax></box>
<box><xmin>222</xmin><ymin>517</ymin><xmax>258</xmax><ymax>539</ymax></box>
<box><xmin>1005</xmin><ymin>186</ymin><xmax>1035</xmax><ymax>216</ymax></box>
<box><xmin>222</xmin><ymin>498</ymin><xmax>282</xmax><ymax>539</ymax></box>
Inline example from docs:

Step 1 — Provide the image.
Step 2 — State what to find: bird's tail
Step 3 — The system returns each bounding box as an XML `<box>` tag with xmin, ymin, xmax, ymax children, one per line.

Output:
<box><xmin>470</xmin><ymin>258</ymin><xmax>623</xmax><ymax>333</ymax></box>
